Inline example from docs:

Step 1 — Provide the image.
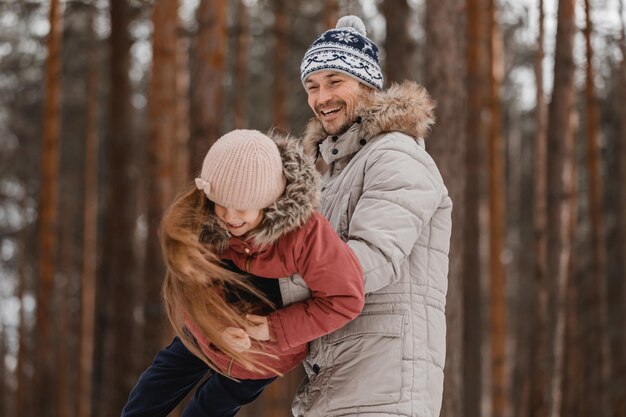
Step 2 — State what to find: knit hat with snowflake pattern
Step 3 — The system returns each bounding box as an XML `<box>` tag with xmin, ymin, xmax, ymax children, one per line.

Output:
<box><xmin>300</xmin><ymin>15</ymin><xmax>383</xmax><ymax>90</ymax></box>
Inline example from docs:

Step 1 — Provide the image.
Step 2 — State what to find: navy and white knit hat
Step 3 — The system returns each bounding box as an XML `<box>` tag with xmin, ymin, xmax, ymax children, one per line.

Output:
<box><xmin>300</xmin><ymin>15</ymin><xmax>383</xmax><ymax>90</ymax></box>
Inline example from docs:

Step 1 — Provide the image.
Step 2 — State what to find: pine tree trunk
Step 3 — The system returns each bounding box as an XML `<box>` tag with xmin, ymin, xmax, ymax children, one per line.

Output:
<box><xmin>57</xmin><ymin>213</ymin><xmax>72</xmax><ymax>417</ymax></box>
<box><xmin>546</xmin><ymin>1</ymin><xmax>577</xmax><ymax>416</ymax></box>
<box><xmin>464</xmin><ymin>0</ymin><xmax>486</xmax><ymax>415</ymax></box>
<box><xmin>15</xmin><ymin>242</ymin><xmax>29</xmax><ymax>417</ymax></box>
<box><xmin>96</xmin><ymin>0</ymin><xmax>138</xmax><ymax>415</ymax></box>
<box><xmin>529</xmin><ymin>1</ymin><xmax>550</xmax><ymax>416</ymax></box>
<box><xmin>324</xmin><ymin>0</ymin><xmax>339</xmax><ymax>29</ymax></box>
<box><xmin>273</xmin><ymin>0</ymin><xmax>287</xmax><ymax>130</ymax></box>
<box><xmin>144</xmin><ymin>0</ymin><xmax>179</xmax><ymax>365</ymax></box>
<box><xmin>174</xmin><ymin>17</ymin><xmax>190</xmax><ymax>188</ymax></box>
<box><xmin>615</xmin><ymin>5</ymin><xmax>626</xmax><ymax>417</ymax></box>
<box><xmin>562</xmin><ymin>206</ymin><xmax>581</xmax><ymax>417</ymax></box>
<box><xmin>582</xmin><ymin>1</ymin><xmax>611</xmax><ymax>415</ymax></box>
<box><xmin>487</xmin><ymin>0</ymin><xmax>507</xmax><ymax>415</ymax></box>
<box><xmin>0</xmin><ymin>322</ymin><xmax>5</xmax><ymax>417</ymax></box>
<box><xmin>532</xmin><ymin>11</ymin><xmax>547</xmax><ymax>415</ymax></box>
<box><xmin>382</xmin><ymin>0</ymin><xmax>413</xmax><ymax>83</ymax></box>
<box><xmin>424</xmin><ymin>1</ymin><xmax>467</xmax><ymax>416</ymax></box>
<box><xmin>34</xmin><ymin>0</ymin><xmax>63</xmax><ymax>414</ymax></box>
<box><xmin>77</xmin><ymin>7</ymin><xmax>99</xmax><ymax>415</ymax></box>
<box><xmin>191</xmin><ymin>0</ymin><xmax>227</xmax><ymax>171</ymax></box>
<box><xmin>233</xmin><ymin>0</ymin><xmax>249</xmax><ymax>129</ymax></box>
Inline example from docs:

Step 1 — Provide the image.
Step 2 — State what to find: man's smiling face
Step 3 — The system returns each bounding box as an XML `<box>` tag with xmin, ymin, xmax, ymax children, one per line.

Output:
<box><xmin>304</xmin><ymin>71</ymin><xmax>370</xmax><ymax>136</ymax></box>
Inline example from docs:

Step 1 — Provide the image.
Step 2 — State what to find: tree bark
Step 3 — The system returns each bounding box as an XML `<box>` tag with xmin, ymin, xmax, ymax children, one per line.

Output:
<box><xmin>191</xmin><ymin>0</ymin><xmax>227</xmax><ymax>172</ymax></box>
<box><xmin>273</xmin><ymin>0</ymin><xmax>288</xmax><ymax>130</ymax></box>
<box><xmin>144</xmin><ymin>0</ymin><xmax>179</xmax><ymax>365</ymax></box>
<box><xmin>57</xmin><ymin>211</ymin><xmax>73</xmax><ymax>417</ymax></box>
<box><xmin>545</xmin><ymin>1</ymin><xmax>577</xmax><ymax>416</ymax></box>
<box><xmin>15</xmin><ymin>239</ymin><xmax>29</xmax><ymax>417</ymax></box>
<box><xmin>582</xmin><ymin>1</ymin><xmax>611</xmax><ymax>415</ymax></box>
<box><xmin>96</xmin><ymin>0</ymin><xmax>138</xmax><ymax>415</ymax></box>
<box><xmin>77</xmin><ymin>7</ymin><xmax>99</xmax><ymax>416</ymax></box>
<box><xmin>34</xmin><ymin>0</ymin><xmax>63</xmax><ymax>414</ymax></box>
<box><xmin>174</xmin><ymin>15</ymin><xmax>190</xmax><ymax>188</ymax></box>
<box><xmin>324</xmin><ymin>0</ymin><xmax>339</xmax><ymax>29</ymax></box>
<box><xmin>233</xmin><ymin>0</ymin><xmax>249</xmax><ymax>129</ymax></box>
<box><xmin>464</xmin><ymin>0</ymin><xmax>487</xmax><ymax>415</ymax></box>
<box><xmin>487</xmin><ymin>0</ymin><xmax>507</xmax><ymax>415</ymax></box>
<box><xmin>530</xmin><ymin>1</ymin><xmax>550</xmax><ymax>416</ymax></box>
<box><xmin>382</xmin><ymin>0</ymin><xmax>413</xmax><ymax>83</ymax></box>
<box><xmin>424</xmin><ymin>1</ymin><xmax>467</xmax><ymax>415</ymax></box>
<box><xmin>615</xmin><ymin>3</ymin><xmax>626</xmax><ymax>416</ymax></box>
<box><xmin>0</xmin><ymin>322</ymin><xmax>5</xmax><ymax>417</ymax></box>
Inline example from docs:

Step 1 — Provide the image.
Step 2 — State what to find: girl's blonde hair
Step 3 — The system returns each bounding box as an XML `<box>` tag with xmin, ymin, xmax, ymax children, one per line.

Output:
<box><xmin>160</xmin><ymin>184</ymin><xmax>277</xmax><ymax>376</ymax></box>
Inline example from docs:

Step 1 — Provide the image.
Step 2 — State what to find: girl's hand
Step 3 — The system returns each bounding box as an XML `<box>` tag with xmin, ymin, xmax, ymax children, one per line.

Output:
<box><xmin>221</xmin><ymin>327</ymin><xmax>252</xmax><ymax>352</ymax></box>
<box><xmin>244</xmin><ymin>314</ymin><xmax>270</xmax><ymax>341</ymax></box>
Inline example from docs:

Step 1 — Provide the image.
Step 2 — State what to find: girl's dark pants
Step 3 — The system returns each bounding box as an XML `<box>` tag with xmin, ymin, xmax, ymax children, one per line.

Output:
<box><xmin>120</xmin><ymin>337</ymin><xmax>275</xmax><ymax>417</ymax></box>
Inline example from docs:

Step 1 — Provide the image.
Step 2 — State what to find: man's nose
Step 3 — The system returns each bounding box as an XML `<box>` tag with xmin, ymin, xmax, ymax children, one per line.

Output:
<box><xmin>317</xmin><ymin>86</ymin><xmax>332</xmax><ymax>104</ymax></box>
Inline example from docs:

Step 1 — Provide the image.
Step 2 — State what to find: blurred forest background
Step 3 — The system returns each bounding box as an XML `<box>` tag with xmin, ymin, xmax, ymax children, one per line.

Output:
<box><xmin>1</xmin><ymin>0</ymin><xmax>625</xmax><ymax>416</ymax></box>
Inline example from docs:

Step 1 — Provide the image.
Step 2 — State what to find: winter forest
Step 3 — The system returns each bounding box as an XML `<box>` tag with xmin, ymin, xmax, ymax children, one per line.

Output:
<box><xmin>1</xmin><ymin>0</ymin><xmax>625</xmax><ymax>416</ymax></box>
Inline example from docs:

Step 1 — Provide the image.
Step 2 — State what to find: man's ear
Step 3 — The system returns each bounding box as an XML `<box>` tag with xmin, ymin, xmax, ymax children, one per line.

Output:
<box><xmin>360</xmin><ymin>83</ymin><xmax>375</xmax><ymax>94</ymax></box>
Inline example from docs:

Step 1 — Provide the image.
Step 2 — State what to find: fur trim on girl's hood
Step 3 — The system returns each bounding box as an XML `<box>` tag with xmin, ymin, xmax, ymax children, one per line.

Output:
<box><xmin>199</xmin><ymin>133</ymin><xmax>320</xmax><ymax>251</ymax></box>
<box><xmin>301</xmin><ymin>80</ymin><xmax>436</xmax><ymax>157</ymax></box>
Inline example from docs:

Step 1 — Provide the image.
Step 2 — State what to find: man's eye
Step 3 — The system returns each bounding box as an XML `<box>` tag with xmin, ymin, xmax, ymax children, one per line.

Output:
<box><xmin>307</xmin><ymin>86</ymin><xmax>318</xmax><ymax>91</ymax></box>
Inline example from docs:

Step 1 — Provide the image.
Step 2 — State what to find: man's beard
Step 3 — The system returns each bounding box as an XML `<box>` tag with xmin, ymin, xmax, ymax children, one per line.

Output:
<box><xmin>317</xmin><ymin>102</ymin><xmax>354</xmax><ymax>136</ymax></box>
<box><xmin>322</xmin><ymin>120</ymin><xmax>352</xmax><ymax>136</ymax></box>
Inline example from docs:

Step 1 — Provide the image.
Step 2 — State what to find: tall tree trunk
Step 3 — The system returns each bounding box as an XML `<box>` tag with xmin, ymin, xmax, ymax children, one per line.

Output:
<box><xmin>144</xmin><ymin>0</ymin><xmax>179</xmax><ymax>363</ymax></box>
<box><xmin>34</xmin><ymin>0</ymin><xmax>63</xmax><ymax>414</ymax></box>
<box><xmin>562</xmin><ymin>197</ymin><xmax>581</xmax><ymax>417</ymax></box>
<box><xmin>272</xmin><ymin>0</ymin><xmax>287</xmax><ymax>130</ymax></box>
<box><xmin>324</xmin><ymin>0</ymin><xmax>339</xmax><ymax>29</ymax></box>
<box><xmin>382</xmin><ymin>0</ymin><xmax>413</xmax><ymax>83</ymax></box>
<box><xmin>615</xmin><ymin>3</ymin><xmax>626</xmax><ymax>416</ymax></box>
<box><xmin>530</xmin><ymin>1</ymin><xmax>550</xmax><ymax>416</ymax></box>
<box><xmin>487</xmin><ymin>0</ymin><xmax>507</xmax><ymax>415</ymax></box>
<box><xmin>0</xmin><ymin>322</ymin><xmax>5</xmax><ymax>417</ymax></box>
<box><xmin>464</xmin><ymin>0</ymin><xmax>486</xmax><ymax>415</ymax></box>
<box><xmin>77</xmin><ymin>7</ymin><xmax>99</xmax><ymax>416</ymax></box>
<box><xmin>582</xmin><ymin>1</ymin><xmax>611</xmax><ymax>415</ymax></box>
<box><xmin>191</xmin><ymin>0</ymin><xmax>227</xmax><ymax>172</ymax></box>
<box><xmin>57</xmin><ymin>215</ymin><xmax>73</xmax><ymax>417</ymax></box>
<box><xmin>174</xmin><ymin>15</ymin><xmax>190</xmax><ymax>187</ymax></box>
<box><xmin>425</xmin><ymin>1</ymin><xmax>467</xmax><ymax>416</ymax></box>
<box><xmin>233</xmin><ymin>0</ymin><xmax>249</xmax><ymax>129</ymax></box>
<box><xmin>15</xmin><ymin>238</ymin><xmax>29</xmax><ymax>417</ymax></box>
<box><xmin>96</xmin><ymin>0</ymin><xmax>138</xmax><ymax>415</ymax></box>
<box><xmin>546</xmin><ymin>1</ymin><xmax>577</xmax><ymax>416</ymax></box>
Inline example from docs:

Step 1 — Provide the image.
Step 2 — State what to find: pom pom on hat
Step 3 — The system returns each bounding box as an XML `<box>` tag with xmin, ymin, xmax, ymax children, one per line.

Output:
<box><xmin>336</xmin><ymin>15</ymin><xmax>367</xmax><ymax>36</ymax></box>
<box><xmin>300</xmin><ymin>15</ymin><xmax>383</xmax><ymax>90</ymax></box>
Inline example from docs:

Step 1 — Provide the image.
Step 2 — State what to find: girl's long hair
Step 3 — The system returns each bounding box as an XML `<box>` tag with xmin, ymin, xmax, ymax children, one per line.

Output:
<box><xmin>160</xmin><ymin>184</ymin><xmax>277</xmax><ymax>376</ymax></box>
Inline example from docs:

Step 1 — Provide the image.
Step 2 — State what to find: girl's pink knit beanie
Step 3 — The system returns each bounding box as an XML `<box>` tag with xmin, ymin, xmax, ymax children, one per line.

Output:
<box><xmin>194</xmin><ymin>130</ymin><xmax>286</xmax><ymax>210</ymax></box>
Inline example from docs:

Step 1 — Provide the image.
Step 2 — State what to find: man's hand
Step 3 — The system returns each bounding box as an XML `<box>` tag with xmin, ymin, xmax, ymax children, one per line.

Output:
<box><xmin>221</xmin><ymin>327</ymin><xmax>252</xmax><ymax>352</ymax></box>
<box><xmin>244</xmin><ymin>314</ymin><xmax>270</xmax><ymax>341</ymax></box>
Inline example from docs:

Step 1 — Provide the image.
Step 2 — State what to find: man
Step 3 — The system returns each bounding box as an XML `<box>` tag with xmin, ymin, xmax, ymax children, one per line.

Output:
<box><xmin>279</xmin><ymin>15</ymin><xmax>452</xmax><ymax>417</ymax></box>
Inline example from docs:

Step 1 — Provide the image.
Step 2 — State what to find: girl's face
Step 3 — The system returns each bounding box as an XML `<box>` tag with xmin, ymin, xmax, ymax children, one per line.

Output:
<box><xmin>214</xmin><ymin>204</ymin><xmax>264</xmax><ymax>237</ymax></box>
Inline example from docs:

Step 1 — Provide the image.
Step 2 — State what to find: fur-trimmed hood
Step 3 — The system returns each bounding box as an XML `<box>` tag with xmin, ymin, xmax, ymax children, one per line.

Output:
<box><xmin>200</xmin><ymin>134</ymin><xmax>320</xmax><ymax>252</ymax></box>
<box><xmin>302</xmin><ymin>80</ymin><xmax>436</xmax><ymax>157</ymax></box>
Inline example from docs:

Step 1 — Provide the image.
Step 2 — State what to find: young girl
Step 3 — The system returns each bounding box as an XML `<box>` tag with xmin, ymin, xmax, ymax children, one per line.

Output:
<box><xmin>121</xmin><ymin>130</ymin><xmax>364</xmax><ymax>417</ymax></box>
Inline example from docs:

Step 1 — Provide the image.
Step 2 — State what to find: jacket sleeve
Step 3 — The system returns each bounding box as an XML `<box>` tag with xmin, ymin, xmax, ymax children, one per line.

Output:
<box><xmin>266</xmin><ymin>213</ymin><xmax>364</xmax><ymax>352</ymax></box>
<box><xmin>348</xmin><ymin>140</ymin><xmax>447</xmax><ymax>294</ymax></box>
